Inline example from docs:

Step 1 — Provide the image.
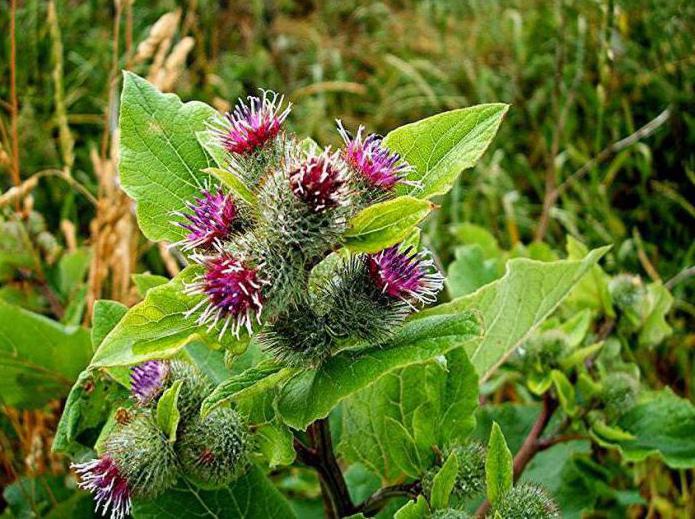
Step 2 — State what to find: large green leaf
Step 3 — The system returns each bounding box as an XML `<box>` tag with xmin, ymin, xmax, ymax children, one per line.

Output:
<box><xmin>277</xmin><ymin>311</ymin><xmax>482</xmax><ymax>430</ymax></box>
<box><xmin>90</xmin><ymin>267</ymin><xmax>240</xmax><ymax>368</ymax></box>
<box><xmin>339</xmin><ymin>348</ymin><xmax>478</xmax><ymax>482</ymax></box>
<box><xmin>594</xmin><ymin>389</ymin><xmax>695</xmax><ymax>468</ymax></box>
<box><xmin>52</xmin><ymin>370</ymin><xmax>128</xmax><ymax>456</ymax></box>
<box><xmin>422</xmin><ymin>246</ymin><xmax>609</xmax><ymax>380</ymax></box>
<box><xmin>0</xmin><ymin>300</ymin><xmax>91</xmax><ymax>408</ymax></box>
<box><xmin>131</xmin><ymin>273</ymin><xmax>169</xmax><ymax>298</ymax></box>
<box><xmin>119</xmin><ymin>72</ymin><xmax>216</xmax><ymax>242</ymax></box>
<box><xmin>446</xmin><ymin>244</ymin><xmax>500</xmax><ymax>298</ymax></box>
<box><xmin>344</xmin><ymin>196</ymin><xmax>433</xmax><ymax>253</ymax></box>
<box><xmin>132</xmin><ymin>466</ymin><xmax>296</xmax><ymax>518</ymax></box>
<box><xmin>383</xmin><ymin>104</ymin><xmax>509</xmax><ymax>199</ymax></box>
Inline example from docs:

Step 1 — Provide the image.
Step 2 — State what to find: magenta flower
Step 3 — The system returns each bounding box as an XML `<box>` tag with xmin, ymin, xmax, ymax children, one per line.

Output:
<box><xmin>186</xmin><ymin>248</ymin><xmax>267</xmax><ymax>338</ymax></box>
<box><xmin>338</xmin><ymin>122</ymin><xmax>415</xmax><ymax>190</ymax></box>
<box><xmin>72</xmin><ymin>456</ymin><xmax>131</xmax><ymax>519</ymax></box>
<box><xmin>289</xmin><ymin>149</ymin><xmax>348</xmax><ymax>212</ymax></box>
<box><xmin>367</xmin><ymin>245</ymin><xmax>444</xmax><ymax>305</ymax></box>
<box><xmin>130</xmin><ymin>360</ymin><xmax>169</xmax><ymax>405</ymax></box>
<box><xmin>214</xmin><ymin>90</ymin><xmax>291</xmax><ymax>156</ymax></box>
<box><xmin>176</xmin><ymin>189</ymin><xmax>237</xmax><ymax>250</ymax></box>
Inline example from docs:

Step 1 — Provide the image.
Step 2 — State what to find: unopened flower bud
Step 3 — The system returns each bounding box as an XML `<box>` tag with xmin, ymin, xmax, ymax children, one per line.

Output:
<box><xmin>177</xmin><ymin>407</ymin><xmax>250</xmax><ymax>488</ymax></box>
<box><xmin>494</xmin><ymin>484</ymin><xmax>560</xmax><ymax>519</ymax></box>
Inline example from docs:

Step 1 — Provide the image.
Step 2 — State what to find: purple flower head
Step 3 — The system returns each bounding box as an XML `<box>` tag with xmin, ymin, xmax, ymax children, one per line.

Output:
<box><xmin>338</xmin><ymin>122</ymin><xmax>415</xmax><ymax>190</ymax></box>
<box><xmin>130</xmin><ymin>360</ymin><xmax>169</xmax><ymax>405</ymax></box>
<box><xmin>289</xmin><ymin>149</ymin><xmax>348</xmax><ymax>212</ymax></box>
<box><xmin>72</xmin><ymin>455</ymin><xmax>131</xmax><ymax>519</ymax></box>
<box><xmin>367</xmin><ymin>245</ymin><xmax>444</xmax><ymax>305</ymax></box>
<box><xmin>177</xmin><ymin>189</ymin><xmax>236</xmax><ymax>250</ymax></box>
<box><xmin>215</xmin><ymin>90</ymin><xmax>291</xmax><ymax>156</ymax></box>
<box><xmin>186</xmin><ymin>247</ymin><xmax>268</xmax><ymax>338</ymax></box>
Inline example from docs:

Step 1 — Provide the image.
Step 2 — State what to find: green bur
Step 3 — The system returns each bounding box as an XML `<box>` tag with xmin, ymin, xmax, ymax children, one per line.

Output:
<box><xmin>106</xmin><ymin>413</ymin><xmax>179</xmax><ymax>499</ymax></box>
<box><xmin>177</xmin><ymin>407</ymin><xmax>251</xmax><ymax>489</ymax></box>
<box><xmin>494</xmin><ymin>484</ymin><xmax>560</xmax><ymax>519</ymax></box>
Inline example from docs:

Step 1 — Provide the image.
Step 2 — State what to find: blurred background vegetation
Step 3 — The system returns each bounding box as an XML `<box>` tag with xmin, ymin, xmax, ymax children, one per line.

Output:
<box><xmin>0</xmin><ymin>0</ymin><xmax>693</xmax><ymax>516</ymax></box>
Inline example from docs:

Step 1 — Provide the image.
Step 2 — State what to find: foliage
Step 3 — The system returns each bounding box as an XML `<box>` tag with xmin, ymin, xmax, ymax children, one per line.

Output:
<box><xmin>0</xmin><ymin>1</ymin><xmax>693</xmax><ymax>517</ymax></box>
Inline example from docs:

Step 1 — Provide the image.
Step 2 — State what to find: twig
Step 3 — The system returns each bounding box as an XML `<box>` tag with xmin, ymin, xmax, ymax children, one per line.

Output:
<box><xmin>535</xmin><ymin>106</ymin><xmax>671</xmax><ymax>241</ymax></box>
<box><xmin>0</xmin><ymin>169</ymin><xmax>96</xmax><ymax>207</ymax></box>
<box><xmin>666</xmin><ymin>266</ymin><xmax>695</xmax><ymax>290</ymax></box>
<box><xmin>633</xmin><ymin>227</ymin><xmax>661</xmax><ymax>282</ymax></box>
<box><xmin>9</xmin><ymin>0</ymin><xmax>21</xmax><ymax>210</ymax></box>
<box><xmin>537</xmin><ymin>433</ymin><xmax>586</xmax><ymax>451</ymax></box>
<box><xmin>356</xmin><ymin>482</ymin><xmax>421</xmax><ymax>517</ymax></box>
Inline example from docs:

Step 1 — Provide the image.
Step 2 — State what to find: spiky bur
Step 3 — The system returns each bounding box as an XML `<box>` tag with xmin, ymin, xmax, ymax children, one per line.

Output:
<box><xmin>256</xmin><ymin>148</ymin><xmax>353</xmax><ymax>263</ymax></box>
<box><xmin>323</xmin><ymin>255</ymin><xmax>411</xmax><ymax>343</ymax></box>
<box><xmin>174</xmin><ymin>189</ymin><xmax>238</xmax><ymax>251</ymax></box>
<box><xmin>258</xmin><ymin>301</ymin><xmax>335</xmax><ymax>367</ymax></box>
<box><xmin>176</xmin><ymin>407</ymin><xmax>250</xmax><ymax>489</ymax></box>
<box><xmin>168</xmin><ymin>360</ymin><xmax>213</xmax><ymax>419</ymax></box>
<box><xmin>130</xmin><ymin>360</ymin><xmax>169</xmax><ymax>406</ymax></box>
<box><xmin>519</xmin><ymin>330</ymin><xmax>570</xmax><ymax>372</ymax></box>
<box><xmin>323</xmin><ymin>248</ymin><xmax>443</xmax><ymax>343</ymax></box>
<box><xmin>601</xmin><ymin>372</ymin><xmax>640</xmax><ymax>421</ymax></box>
<box><xmin>493</xmin><ymin>484</ymin><xmax>561</xmax><ymax>519</ymax></box>
<box><xmin>431</xmin><ymin>509</ymin><xmax>470</xmax><ymax>519</ymax></box>
<box><xmin>449</xmin><ymin>442</ymin><xmax>486</xmax><ymax>500</ymax></box>
<box><xmin>422</xmin><ymin>442</ymin><xmax>486</xmax><ymax>504</ymax></box>
<box><xmin>337</xmin><ymin>121</ymin><xmax>417</xmax><ymax>202</ymax></box>
<box><xmin>609</xmin><ymin>274</ymin><xmax>645</xmax><ymax>310</ymax></box>
<box><xmin>72</xmin><ymin>414</ymin><xmax>178</xmax><ymax>519</ymax></box>
<box><xmin>208</xmin><ymin>90</ymin><xmax>291</xmax><ymax>186</ymax></box>
<box><xmin>609</xmin><ymin>274</ymin><xmax>647</xmax><ymax>329</ymax></box>
<box><xmin>185</xmin><ymin>247</ymin><xmax>268</xmax><ymax>338</ymax></box>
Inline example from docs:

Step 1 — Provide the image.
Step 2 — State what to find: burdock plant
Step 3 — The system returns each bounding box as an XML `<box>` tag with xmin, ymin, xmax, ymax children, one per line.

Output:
<box><xmin>57</xmin><ymin>72</ymin><xmax>601</xmax><ymax>518</ymax></box>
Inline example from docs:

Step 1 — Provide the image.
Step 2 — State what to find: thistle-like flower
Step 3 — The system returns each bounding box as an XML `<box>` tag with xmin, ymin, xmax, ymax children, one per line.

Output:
<box><xmin>213</xmin><ymin>90</ymin><xmax>290</xmax><ymax>156</ymax></box>
<box><xmin>338</xmin><ymin>122</ymin><xmax>415</xmax><ymax>190</ymax></box>
<box><xmin>289</xmin><ymin>149</ymin><xmax>349</xmax><ymax>213</ymax></box>
<box><xmin>72</xmin><ymin>455</ymin><xmax>131</xmax><ymax>519</ymax></box>
<box><xmin>367</xmin><ymin>245</ymin><xmax>444</xmax><ymax>306</ymax></box>
<box><xmin>185</xmin><ymin>247</ymin><xmax>267</xmax><ymax>338</ymax></box>
<box><xmin>130</xmin><ymin>360</ymin><xmax>169</xmax><ymax>406</ymax></box>
<box><xmin>175</xmin><ymin>189</ymin><xmax>237</xmax><ymax>250</ymax></box>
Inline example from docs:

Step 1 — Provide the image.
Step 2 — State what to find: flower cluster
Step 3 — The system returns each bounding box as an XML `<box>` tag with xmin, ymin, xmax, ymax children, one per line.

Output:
<box><xmin>177</xmin><ymin>89</ymin><xmax>444</xmax><ymax>366</ymax></box>
<box><xmin>73</xmin><ymin>360</ymin><xmax>250</xmax><ymax>519</ymax></box>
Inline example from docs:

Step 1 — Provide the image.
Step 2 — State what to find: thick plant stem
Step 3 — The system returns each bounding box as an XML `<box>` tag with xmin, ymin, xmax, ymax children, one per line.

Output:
<box><xmin>475</xmin><ymin>394</ymin><xmax>558</xmax><ymax>517</ymax></box>
<box><xmin>295</xmin><ymin>419</ymin><xmax>355</xmax><ymax>518</ymax></box>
